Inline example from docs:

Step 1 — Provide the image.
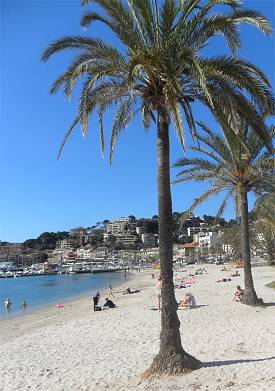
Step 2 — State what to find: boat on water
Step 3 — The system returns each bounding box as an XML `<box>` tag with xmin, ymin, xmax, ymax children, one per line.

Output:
<box><xmin>0</xmin><ymin>271</ymin><xmax>14</xmax><ymax>278</ymax></box>
<box><xmin>0</xmin><ymin>260</ymin><xmax>124</xmax><ymax>278</ymax></box>
<box><xmin>68</xmin><ymin>269</ymin><xmax>92</xmax><ymax>274</ymax></box>
<box><xmin>92</xmin><ymin>267</ymin><xmax>122</xmax><ymax>273</ymax></box>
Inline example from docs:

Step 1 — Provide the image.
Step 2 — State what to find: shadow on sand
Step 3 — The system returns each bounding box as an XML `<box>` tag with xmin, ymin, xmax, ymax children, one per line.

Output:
<box><xmin>262</xmin><ymin>302</ymin><xmax>275</xmax><ymax>308</ymax></box>
<box><xmin>202</xmin><ymin>356</ymin><xmax>275</xmax><ymax>368</ymax></box>
<box><xmin>178</xmin><ymin>304</ymin><xmax>208</xmax><ymax>310</ymax></box>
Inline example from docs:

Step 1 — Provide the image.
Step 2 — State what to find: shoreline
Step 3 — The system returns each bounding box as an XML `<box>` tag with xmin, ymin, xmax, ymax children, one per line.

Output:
<box><xmin>0</xmin><ymin>270</ymin><xmax>140</xmax><ymax>343</ymax></box>
<box><xmin>1</xmin><ymin>265</ymin><xmax>275</xmax><ymax>391</ymax></box>
<box><xmin>0</xmin><ymin>270</ymin><xmax>133</xmax><ymax>323</ymax></box>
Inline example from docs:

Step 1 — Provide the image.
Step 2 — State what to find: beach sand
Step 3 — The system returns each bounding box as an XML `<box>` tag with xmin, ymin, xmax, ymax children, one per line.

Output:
<box><xmin>1</xmin><ymin>264</ymin><xmax>275</xmax><ymax>391</ymax></box>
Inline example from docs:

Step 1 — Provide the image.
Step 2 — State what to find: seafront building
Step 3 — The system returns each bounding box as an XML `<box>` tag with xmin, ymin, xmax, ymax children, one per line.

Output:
<box><xmin>187</xmin><ymin>222</ymin><xmax>209</xmax><ymax>236</ymax></box>
<box><xmin>106</xmin><ymin>218</ymin><xmax>130</xmax><ymax>234</ymax></box>
<box><xmin>115</xmin><ymin>233</ymin><xmax>137</xmax><ymax>246</ymax></box>
<box><xmin>193</xmin><ymin>231</ymin><xmax>220</xmax><ymax>249</ymax></box>
<box><xmin>2</xmin><ymin>214</ymin><xmax>251</xmax><ymax>269</ymax></box>
<box><xmin>136</xmin><ymin>226</ymin><xmax>147</xmax><ymax>235</ymax></box>
<box><xmin>0</xmin><ymin>242</ymin><xmax>24</xmax><ymax>255</ymax></box>
<box><xmin>141</xmin><ymin>233</ymin><xmax>156</xmax><ymax>247</ymax></box>
<box><xmin>56</xmin><ymin>238</ymin><xmax>76</xmax><ymax>249</ymax></box>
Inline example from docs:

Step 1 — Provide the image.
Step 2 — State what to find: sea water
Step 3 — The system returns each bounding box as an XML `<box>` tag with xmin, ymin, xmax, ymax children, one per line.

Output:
<box><xmin>0</xmin><ymin>272</ymin><xmax>125</xmax><ymax>319</ymax></box>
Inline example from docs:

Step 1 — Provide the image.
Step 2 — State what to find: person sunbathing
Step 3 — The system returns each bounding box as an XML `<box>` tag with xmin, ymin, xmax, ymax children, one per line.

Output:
<box><xmin>230</xmin><ymin>270</ymin><xmax>240</xmax><ymax>277</ymax></box>
<box><xmin>179</xmin><ymin>292</ymin><xmax>196</xmax><ymax>309</ymax></box>
<box><xmin>221</xmin><ymin>266</ymin><xmax>228</xmax><ymax>271</ymax></box>
<box><xmin>217</xmin><ymin>278</ymin><xmax>232</xmax><ymax>282</ymax></box>
<box><xmin>233</xmin><ymin>285</ymin><xmax>244</xmax><ymax>302</ymax></box>
<box><xmin>123</xmin><ymin>287</ymin><xmax>140</xmax><ymax>295</ymax></box>
<box><xmin>175</xmin><ymin>280</ymin><xmax>192</xmax><ymax>289</ymax></box>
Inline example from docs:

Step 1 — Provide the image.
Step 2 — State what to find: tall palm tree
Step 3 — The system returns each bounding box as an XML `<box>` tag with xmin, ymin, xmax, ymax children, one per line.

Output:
<box><xmin>254</xmin><ymin>194</ymin><xmax>275</xmax><ymax>264</ymax></box>
<box><xmin>42</xmin><ymin>0</ymin><xmax>274</xmax><ymax>374</ymax></box>
<box><xmin>174</xmin><ymin>121</ymin><xmax>274</xmax><ymax>305</ymax></box>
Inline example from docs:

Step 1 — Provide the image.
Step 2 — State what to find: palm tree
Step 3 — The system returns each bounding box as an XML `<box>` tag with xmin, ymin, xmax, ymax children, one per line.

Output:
<box><xmin>254</xmin><ymin>194</ymin><xmax>275</xmax><ymax>264</ymax></box>
<box><xmin>254</xmin><ymin>194</ymin><xmax>275</xmax><ymax>232</ymax></box>
<box><xmin>42</xmin><ymin>0</ymin><xmax>274</xmax><ymax>374</ymax></box>
<box><xmin>174</xmin><ymin>121</ymin><xmax>274</xmax><ymax>305</ymax></box>
<box><xmin>221</xmin><ymin>222</ymin><xmax>257</xmax><ymax>260</ymax></box>
<box><xmin>221</xmin><ymin>224</ymin><xmax>242</xmax><ymax>258</ymax></box>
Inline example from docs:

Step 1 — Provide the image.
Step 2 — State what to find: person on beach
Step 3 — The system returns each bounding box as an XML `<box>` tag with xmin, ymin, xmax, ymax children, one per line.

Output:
<box><xmin>124</xmin><ymin>269</ymin><xmax>127</xmax><ymax>279</ymax></box>
<box><xmin>109</xmin><ymin>285</ymin><xmax>114</xmax><ymax>297</ymax></box>
<box><xmin>104</xmin><ymin>298</ymin><xmax>116</xmax><ymax>308</ymax></box>
<box><xmin>221</xmin><ymin>266</ymin><xmax>228</xmax><ymax>271</ymax></box>
<box><xmin>21</xmin><ymin>301</ymin><xmax>27</xmax><ymax>310</ymax></box>
<box><xmin>233</xmin><ymin>285</ymin><xmax>244</xmax><ymax>302</ymax></box>
<box><xmin>124</xmin><ymin>287</ymin><xmax>140</xmax><ymax>294</ymax></box>
<box><xmin>5</xmin><ymin>298</ymin><xmax>12</xmax><ymax>310</ymax></box>
<box><xmin>179</xmin><ymin>292</ymin><xmax>196</xmax><ymax>309</ymax></box>
<box><xmin>230</xmin><ymin>270</ymin><xmax>240</xmax><ymax>277</ymax></box>
<box><xmin>93</xmin><ymin>292</ymin><xmax>100</xmax><ymax>311</ymax></box>
<box><xmin>217</xmin><ymin>278</ymin><xmax>232</xmax><ymax>282</ymax></box>
<box><xmin>155</xmin><ymin>276</ymin><xmax>162</xmax><ymax>311</ymax></box>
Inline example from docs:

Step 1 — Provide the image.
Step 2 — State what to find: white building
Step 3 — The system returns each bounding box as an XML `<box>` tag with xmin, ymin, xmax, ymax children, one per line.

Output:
<box><xmin>194</xmin><ymin>231</ymin><xmax>220</xmax><ymax>248</ymax></box>
<box><xmin>187</xmin><ymin>223</ymin><xmax>209</xmax><ymax>236</ymax></box>
<box><xmin>89</xmin><ymin>247</ymin><xmax>109</xmax><ymax>259</ymax></box>
<box><xmin>76</xmin><ymin>246</ymin><xmax>96</xmax><ymax>260</ymax></box>
<box><xmin>187</xmin><ymin>226</ymin><xmax>200</xmax><ymax>236</ymax></box>
<box><xmin>51</xmin><ymin>248</ymin><xmax>75</xmax><ymax>262</ymax></box>
<box><xmin>116</xmin><ymin>233</ymin><xmax>137</xmax><ymax>246</ymax></box>
<box><xmin>106</xmin><ymin>218</ymin><xmax>129</xmax><ymax>234</ymax></box>
<box><xmin>0</xmin><ymin>243</ymin><xmax>24</xmax><ymax>255</ymax></box>
<box><xmin>56</xmin><ymin>238</ymin><xmax>76</xmax><ymax>249</ymax></box>
<box><xmin>136</xmin><ymin>226</ymin><xmax>147</xmax><ymax>235</ymax></box>
<box><xmin>141</xmin><ymin>233</ymin><xmax>156</xmax><ymax>247</ymax></box>
<box><xmin>106</xmin><ymin>218</ymin><xmax>138</xmax><ymax>235</ymax></box>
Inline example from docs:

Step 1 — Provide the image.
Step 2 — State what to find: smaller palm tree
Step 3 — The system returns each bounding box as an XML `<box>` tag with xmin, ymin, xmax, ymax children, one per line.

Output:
<box><xmin>221</xmin><ymin>223</ymin><xmax>257</xmax><ymax>260</ymax></box>
<box><xmin>174</xmin><ymin>122</ymin><xmax>274</xmax><ymax>305</ymax></box>
<box><xmin>254</xmin><ymin>194</ymin><xmax>275</xmax><ymax>264</ymax></box>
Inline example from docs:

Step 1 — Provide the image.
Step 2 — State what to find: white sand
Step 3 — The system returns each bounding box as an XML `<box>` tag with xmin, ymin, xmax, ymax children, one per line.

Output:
<box><xmin>1</xmin><ymin>265</ymin><xmax>275</xmax><ymax>391</ymax></box>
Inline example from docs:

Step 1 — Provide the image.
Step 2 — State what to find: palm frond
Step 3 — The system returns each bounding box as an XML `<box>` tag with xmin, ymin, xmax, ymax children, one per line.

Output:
<box><xmin>42</xmin><ymin>36</ymin><xmax>112</xmax><ymax>61</ymax></box>
<box><xmin>227</xmin><ymin>9</ymin><xmax>272</xmax><ymax>36</ymax></box>
<box><xmin>161</xmin><ymin>0</ymin><xmax>179</xmax><ymax>41</ymax></box>
<box><xmin>179</xmin><ymin>183</ymin><xmax>226</xmax><ymax>224</ymax></box>
<box><xmin>98</xmin><ymin>106</ymin><xmax>105</xmax><ymax>157</ymax></box>
<box><xmin>57</xmin><ymin>117</ymin><xmax>80</xmax><ymax>160</ymax></box>
<box><xmin>110</xmin><ymin>97</ymin><xmax>138</xmax><ymax>163</ymax></box>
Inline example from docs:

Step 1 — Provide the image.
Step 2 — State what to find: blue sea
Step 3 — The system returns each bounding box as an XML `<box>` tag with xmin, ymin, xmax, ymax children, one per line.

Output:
<box><xmin>0</xmin><ymin>272</ymin><xmax>125</xmax><ymax>319</ymax></box>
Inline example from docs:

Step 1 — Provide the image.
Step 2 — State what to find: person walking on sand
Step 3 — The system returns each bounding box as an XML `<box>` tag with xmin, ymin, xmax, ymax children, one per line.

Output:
<box><xmin>155</xmin><ymin>276</ymin><xmax>162</xmax><ymax>311</ymax></box>
<box><xmin>108</xmin><ymin>285</ymin><xmax>115</xmax><ymax>297</ymax></box>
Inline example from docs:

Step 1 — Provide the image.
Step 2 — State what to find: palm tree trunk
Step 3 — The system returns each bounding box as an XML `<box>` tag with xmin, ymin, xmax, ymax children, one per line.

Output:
<box><xmin>266</xmin><ymin>239</ymin><xmax>274</xmax><ymax>265</ymax></box>
<box><xmin>239</xmin><ymin>189</ymin><xmax>259</xmax><ymax>305</ymax></box>
<box><xmin>145</xmin><ymin>108</ymin><xmax>200</xmax><ymax>376</ymax></box>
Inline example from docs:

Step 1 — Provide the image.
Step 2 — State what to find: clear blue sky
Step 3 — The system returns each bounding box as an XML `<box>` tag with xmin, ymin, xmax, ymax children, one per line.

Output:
<box><xmin>1</xmin><ymin>0</ymin><xmax>274</xmax><ymax>243</ymax></box>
